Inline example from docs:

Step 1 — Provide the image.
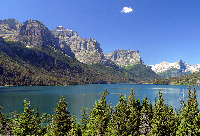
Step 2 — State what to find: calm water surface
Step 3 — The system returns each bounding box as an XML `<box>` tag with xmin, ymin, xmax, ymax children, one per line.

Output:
<box><xmin>0</xmin><ymin>84</ymin><xmax>200</xmax><ymax>121</ymax></box>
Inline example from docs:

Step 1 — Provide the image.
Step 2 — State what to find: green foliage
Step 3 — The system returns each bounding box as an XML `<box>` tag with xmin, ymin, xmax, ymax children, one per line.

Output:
<box><xmin>124</xmin><ymin>64</ymin><xmax>161</xmax><ymax>81</ymax></box>
<box><xmin>50</xmin><ymin>96</ymin><xmax>72</xmax><ymax>135</ymax></box>
<box><xmin>11</xmin><ymin>99</ymin><xmax>42</xmax><ymax>135</ymax></box>
<box><xmin>100</xmin><ymin>89</ymin><xmax>110</xmax><ymax>95</ymax></box>
<box><xmin>176</xmin><ymin>86</ymin><xmax>200</xmax><ymax>135</ymax></box>
<box><xmin>139</xmin><ymin>97</ymin><xmax>153</xmax><ymax>135</ymax></box>
<box><xmin>86</xmin><ymin>94</ymin><xmax>110</xmax><ymax>135</ymax></box>
<box><xmin>0</xmin><ymin>106</ymin><xmax>8</xmax><ymax>135</ymax></box>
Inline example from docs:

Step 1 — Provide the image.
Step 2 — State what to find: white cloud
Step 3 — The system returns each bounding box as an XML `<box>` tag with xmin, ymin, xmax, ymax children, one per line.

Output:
<box><xmin>121</xmin><ymin>7</ymin><xmax>133</xmax><ymax>13</ymax></box>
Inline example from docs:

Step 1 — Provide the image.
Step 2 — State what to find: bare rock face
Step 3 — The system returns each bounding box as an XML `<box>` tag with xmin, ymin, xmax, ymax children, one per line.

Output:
<box><xmin>13</xmin><ymin>19</ymin><xmax>59</xmax><ymax>48</ymax></box>
<box><xmin>0</xmin><ymin>18</ymin><xmax>20</xmax><ymax>37</ymax></box>
<box><xmin>0</xmin><ymin>19</ymin><xmax>75</xmax><ymax>57</ymax></box>
<box><xmin>105</xmin><ymin>49</ymin><xmax>144</xmax><ymax>66</ymax></box>
<box><xmin>51</xmin><ymin>26</ymin><xmax>104</xmax><ymax>64</ymax></box>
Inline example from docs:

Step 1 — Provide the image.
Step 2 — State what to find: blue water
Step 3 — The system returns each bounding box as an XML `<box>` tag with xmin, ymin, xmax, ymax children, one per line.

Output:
<box><xmin>0</xmin><ymin>84</ymin><xmax>199</xmax><ymax>121</ymax></box>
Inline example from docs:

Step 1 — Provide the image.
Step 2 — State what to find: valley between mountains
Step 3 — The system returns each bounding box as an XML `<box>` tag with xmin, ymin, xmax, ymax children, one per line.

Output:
<box><xmin>0</xmin><ymin>18</ymin><xmax>199</xmax><ymax>86</ymax></box>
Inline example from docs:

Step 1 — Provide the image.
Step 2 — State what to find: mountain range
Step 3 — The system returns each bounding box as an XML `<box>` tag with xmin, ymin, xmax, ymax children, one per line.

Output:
<box><xmin>0</xmin><ymin>18</ymin><xmax>160</xmax><ymax>86</ymax></box>
<box><xmin>1</xmin><ymin>19</ymin><xmax>144</xmax><ymax>66</ymax></box>
<box><xmin>149</xmin><ymin>60</ymin><xmax>200</xmax><ymax>78</ymax></box>
<box><xmin>149</xmin><ymin>60</ymin><xmax>200</xmax><ymax>73</ymax></box>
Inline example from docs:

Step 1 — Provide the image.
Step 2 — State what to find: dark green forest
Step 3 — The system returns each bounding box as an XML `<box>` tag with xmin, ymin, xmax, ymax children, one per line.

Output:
<box><xmin>0</xmin><ymin>86</ymin><xmax>200</xmax><ymax>135</ymax></box>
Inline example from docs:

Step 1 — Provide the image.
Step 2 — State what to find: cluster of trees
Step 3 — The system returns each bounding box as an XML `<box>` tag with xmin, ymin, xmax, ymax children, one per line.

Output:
<box><xmin>1</xmin><ymin>86</ymin><xmax>200</xmax><ymax>135</ymax></box>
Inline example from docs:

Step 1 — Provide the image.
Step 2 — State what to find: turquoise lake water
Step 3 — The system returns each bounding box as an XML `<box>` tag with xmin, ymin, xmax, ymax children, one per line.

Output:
<box><xmin>0</xmin><ymin>84</ymin><xmax>199</xmax><ymax>121</ymax></box>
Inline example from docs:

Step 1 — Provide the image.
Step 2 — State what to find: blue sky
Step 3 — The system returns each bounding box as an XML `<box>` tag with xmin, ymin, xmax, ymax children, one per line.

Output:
<box><xmin>1</xmin><ymin>0</ymin><xmax>200</xmax><ymax>65</ymax></box>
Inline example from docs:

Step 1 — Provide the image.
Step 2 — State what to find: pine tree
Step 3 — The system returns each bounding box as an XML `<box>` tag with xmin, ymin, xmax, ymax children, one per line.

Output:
<box><xmin>68</xmin><ymin>114</ymin><xmax>82</xmax><ymax>136</ymax></box>
<box><xmin>139</xmin><ymin>97</ymin><xmax>152</xmax><ymax>135</ymax></box>
<box><xmin>113</xmin><ymin>93</ymin><xmax>129</xmax><ymax>135</ymax></box>
<box><xmin>86</xmin><ymin>94</ymin><xmax>110</xmax><ymax>135</ymax></box>
<box><xmin>176</xmin><ymin>86</ymin><xmax>200</xmax><ymax>135</ymax></box>
<box><xmin>107</xmin><ymin>91</ymin><xmax>140</xmax><ymax>135</ymax></box>
<box><xmin>0</xmin><ymin>106</ymin><xmax>5</xmax><ymax>134</ymax></box>
<box><xmin>0</xmin><ymin>106</ymin><xmax>11</xmax><ymax>135</ymax></box>
<box><xmin>127</xmin><ymin>90</ymin><xmax>141</xmax><ymax>135</ymax></box>
<box><xmin>11</xmin><ymin>98</ymin><xmax>40</xmax><ymax>135</ymax></box>
<box><xmin>51</xmin><ymin>96</ymin><xmax>72</xmax><ymax>135</ymax></box>
<box><xmin>151</xmin><ymin>89</ymin><xmax>176</xmax><ymax>135</ymax></box>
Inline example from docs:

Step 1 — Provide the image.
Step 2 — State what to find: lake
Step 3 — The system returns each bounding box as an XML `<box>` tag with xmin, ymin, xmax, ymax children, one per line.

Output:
<box><xmin>0</xmin><ymin>84</ymin><xmax>200</xmax><ymax>121</ymax></box>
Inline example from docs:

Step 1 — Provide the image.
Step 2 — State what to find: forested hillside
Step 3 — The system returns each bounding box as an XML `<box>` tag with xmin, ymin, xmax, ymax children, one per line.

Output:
<box><xmin>0</xmin><ymin>38</ymin><xmax>135</xmax><ymax>86</ymax></box>
<box><xmin>124</xmin><ymin>64</ymin><xmax>160</xmax><ymax>81</ymax></box>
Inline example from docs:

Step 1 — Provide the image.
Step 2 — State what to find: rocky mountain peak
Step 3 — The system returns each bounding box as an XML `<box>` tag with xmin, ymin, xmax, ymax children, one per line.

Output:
<box><xmin>51</xmin><ymin>26</ymin><xmax>78</xmax><ymax>38</ymax></box>
<box><xmin>177</xmin><ymin>59</ymin><xmax>187</xmax><ymax>71</ymax></box>
<box><xmin>105</xmin><ymin>49</ymin><xmax>144</xmax><ymax>66</ymax></box>
<box><xmin>0</xmin><ymin>18</ymin><xmax>20</xmax><ymax>37</ymax></box>
<box><xmin>51</xmin><ymin>26</ymin><xmax>104</xmax><ymax>64</ymax></box>
<box><xmin>11</xmin><ymin>19</ymin><xmax>59</xmax><ymax>48</ymax></box>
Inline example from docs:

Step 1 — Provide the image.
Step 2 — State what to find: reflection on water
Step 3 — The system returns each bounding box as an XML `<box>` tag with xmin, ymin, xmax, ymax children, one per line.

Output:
<box><xmin>0</xmin><ymin>84</ymin><xmax>199</xmax><ymax>121</ymax></box>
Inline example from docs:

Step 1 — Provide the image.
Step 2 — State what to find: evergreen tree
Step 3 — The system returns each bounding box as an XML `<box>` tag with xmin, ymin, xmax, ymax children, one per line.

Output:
<box><xmin>0</xmin><ymin>106</ymin><xmax>5</xmax><ymax>134</ymax></box>
<box><xmin>107</xmin><ymin>91</ymin><xmax>140</xmax><ymax>135</ymax></box>
<box><xmin>80</xmin><ymin>107</ymin><xmax>89</xmax><ymax>134</ymax></box>
<box><xmin>11</xmin><ymin>98</ymin><xmax>40</xmax><ymax>135</ymax></box>
<box><xmin>151</xmin><ymin>89</ymin><xmax>177</xmax><ymax>135</ymax></box>
<box><xmin>127</xmin><ymin>90</ymin><xmax>141</xmax><ymax>135</ymax></box>
<box><xmin>86</xmin><ymin>94</ymin><xmax>110</xmax><ymax>135</ymax></box>
<box><xmin>139</xmin><ymin>97</ymin><xmax>152</xmax><ymax>135</ymax></box>
<box><xmin>51</xmin><ymin>96</ymin><xmax>72</xmax><ymax>135</ymax></box>
<box><xmin>176</xmin><ymin>86</ymin><xmax>200</xmax><ymax>135</ymax></box>
<box><xmin>68</xmin><ymin>114</ymin><xmax>82</xmax><ymax>136</ymax></box>
<box><xmin>113</xmin><ymin>93</ymin><xmax>129</xmax><ymax>135</ymax></box>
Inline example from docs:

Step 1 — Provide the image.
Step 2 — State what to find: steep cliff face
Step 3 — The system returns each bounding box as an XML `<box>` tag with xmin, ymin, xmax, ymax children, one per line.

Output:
<box><xmin>51</xmin><ymin>26</ymin><xmax>104</xmax><ymax>64</ymax></box>
<box><xmin>13</xmin><ymin>19</ymin><xmax>59</xmax><ymax>48</ymax></box>
<box><xmin>105</xmin><ymin>49</ymin><xmax>144</xmax><ymax>66</ymax></box>
<box><xmin>0</xmin><ymin>19</ymin><xmax>75</xmax><ymax>57</ymax></box>
<box><xmin>0</xmin><ymin>18</ymin><xmax>20</xmax><ymax>37</ymax></box>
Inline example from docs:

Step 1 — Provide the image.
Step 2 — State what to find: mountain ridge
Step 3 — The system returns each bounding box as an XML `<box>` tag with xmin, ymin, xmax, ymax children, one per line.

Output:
<box><xmin>0</xmin><ymin>18</ymin><xmax>160</xmax><ymax>86</ymax></box>
<box><xmin>0</xmin><ymin>18</ymin><xmax>145</xmax><ymax>67</ymax></box>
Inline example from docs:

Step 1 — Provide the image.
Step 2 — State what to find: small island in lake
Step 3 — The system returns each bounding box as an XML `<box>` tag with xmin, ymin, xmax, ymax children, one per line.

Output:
<box><xmin>100</xmin><ymin>89</ymin><xmax>110</xmax><ymax>95</ymax></box>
